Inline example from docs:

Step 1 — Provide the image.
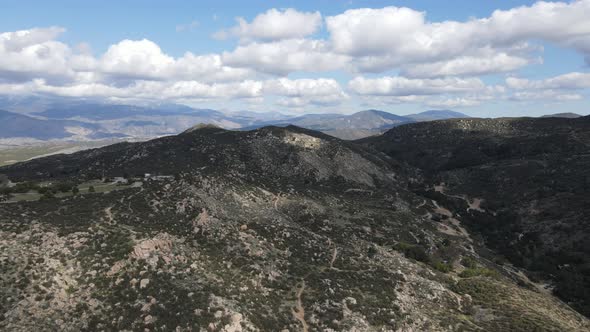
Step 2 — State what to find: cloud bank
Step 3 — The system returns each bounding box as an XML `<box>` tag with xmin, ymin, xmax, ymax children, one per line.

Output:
<box><xmin>1</xmin><ymin>1</ymin><xmax>589</xmax><ymax>111</ymax></box>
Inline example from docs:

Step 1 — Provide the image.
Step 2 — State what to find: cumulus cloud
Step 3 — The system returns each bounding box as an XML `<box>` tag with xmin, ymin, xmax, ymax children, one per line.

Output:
<box><xmin>98</xmin><ymin>39</ymin><xmax>254</xmax><ymax>83</ymax></box>
<box><xmin>511</xmin><ymin>90</ymin><xmax>584</xmax><ymax>101</ymax></box>
<box><xmin>326</xmin><ymin>1</ymin><xmax>590</xmax><ymax>73</ymax></box>
<box><xmin>506</xmin><ymin>72</ymin><xmax>590</xmax><ymax>101</ymax></box>
<box><xmin>264</xmin><ymin>78</ymin><xmax>347</xmax><ymax>107</ymax></box>
<box><xmin>221</xmin><ymin>39</ymin><xmax>349</xmax><ymax>75</ymax></box>
<box><xmin>348</xmin><ymin>76</ymin><xmax>486</xmax><ymax>96</ymax></box>
<box><xmin>1</xmin><ymin>2</ymin><xmax>589</xmax><ymax>110</ymax></box>
<box><xmin>0</xmin><ymin>27</ymin><xmax>95</xmax><ymax>83</ymax></box>
<box><xmin>401</xmin><ymin>53</ymin><xmax>538</xmax><ymax>78</ymax></box>
<box><xmin>100</xmin><ymin>39</ymin><xmax>175</xmax><ymax>80</ymax></box>
<box><xmin>507</xmin><ymin>72</ymin><xmax>590</xmax><ymax>90</ymax></box>
<box><xmin>0</xmin><ymin>74</ymin><xmax>345</xmax><ymax>107</ymax></box>
<box><xmin>214</xmin><ymin>8</ymin><xmax>322</xmax><ymax>41</ymax></box>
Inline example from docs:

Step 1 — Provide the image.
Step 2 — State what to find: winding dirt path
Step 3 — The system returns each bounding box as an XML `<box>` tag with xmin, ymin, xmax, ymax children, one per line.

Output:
<box><xmin>329</xmin><ymin>246</ymin><xmax>338</xmax><ymax>269</ymax></box>
<box><xmin>273</xmin><ymin>193</ymin><xmax>281</xmax><ymax>211</ymax></box>
<box><xmin>104</xmin><ymin>206</ymin><xmax>114</xmax><ymax>223</ymax></box>
<box><xmin>292</xmin><ymin>281</ymin><xmax>309</xmax><ymax>332</ymax></box>
<box><xmin>434</xmin><ymin>183</ymin><xmax>485</xmax><ymax>213</ymax></box>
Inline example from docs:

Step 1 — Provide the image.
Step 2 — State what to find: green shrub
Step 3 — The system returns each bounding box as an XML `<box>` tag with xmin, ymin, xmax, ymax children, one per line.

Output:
<box><xmin>432</xmin><ymin>261</ymin><xmax>453</xmax><ymax>273</ymax></box>
<box><xmin>11</xmin><ymin>181</ymin><xmax>40</xmax><ymax>193</ymax></box>
<box><xmin>461</xmin><ymin>256</ymin><xmax>478</xmax><ymax>269</ymax></box>
<box><xmin>394</xmin><ymin>242</ymin><xmax>430</xmax><ymax>263</ymax></box>
<box><xmin>459</xmin><ymin>267</ymin><xmax>498</xmax><ymax>278</ymax></box>
<box><xmin>40</xmin><ymin>192</ymin><xmax>55</xmax><ymax>200</ymax></box>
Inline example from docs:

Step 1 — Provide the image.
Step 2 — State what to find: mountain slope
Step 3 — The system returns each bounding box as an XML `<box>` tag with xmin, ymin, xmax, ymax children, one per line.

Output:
<box><xmin>0</xmin><ymin>109</ymin><xmax>120</xmax><ymax>140</ymax></box>
<box><xmin>362</xmin><ymin>116</ymin><xmax>590</xmax><ymax>316</ymax></box>
<box><xmin>0</xmin><ymin>125</ymin><xmax>588</xmax><ymax>331</ymax></box>
<box><xmin>406</xmin><ymin>110</ymin><xmax>470</xmax><ymax>122</ymax></box>
<box><xmin>541</xmin><ymin>112</ymin><xmax>583</xmax><ymax>118</ymax></box>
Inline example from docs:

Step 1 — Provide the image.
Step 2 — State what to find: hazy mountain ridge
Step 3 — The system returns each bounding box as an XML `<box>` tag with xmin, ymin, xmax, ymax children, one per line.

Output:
<box><xmin>0</xmin><ymin>110</ymin><xmax>122</xmax><ymax>140</ymax></box>
<box><xmin>541</xmin><ymin>112</ymin><xmax>583</xmax><ymax>118</ymax></box>
<box><xmin>240</xmin><ymin>109</ymin><xmax>470</xmax><ymax>139</ymax></box>
<box><xmin>0</xmin><ymin>101</ymin><xmax>470</xmax><ymax>142</ymax></box>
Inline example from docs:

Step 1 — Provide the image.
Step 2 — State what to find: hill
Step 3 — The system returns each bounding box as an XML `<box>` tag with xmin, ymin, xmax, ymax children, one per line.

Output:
<box><xmin>0</xmin><ymin>124</ymin><xmax>588</xmax><ymax>330</ymax></box>
<box><xmin>406</xmin><ymin>110</ymin><xmax>470</xmax><ymax>122</ymax></box>
<box><xmin>541</xmin><ymin>112</ymin><xmax>583</xmax><ymax>118</ymax></box>
<box><xmin>362</xmin><ymin>116</ymin><xmax>590</xmax><ymax>317</ymax></box>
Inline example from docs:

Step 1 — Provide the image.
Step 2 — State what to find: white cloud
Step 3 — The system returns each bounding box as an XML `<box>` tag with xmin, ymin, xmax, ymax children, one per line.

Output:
<box><xmin>506</xmin><ymin>72</ymin><xmax>590</xmax><ymax>102</ymax></box>
<box><xmin>348</xmin><ymin>76</ymin><xmax>486</xmax><ymax>96</ymax></box>
<box><xmin>98</xmin><ymin>39</ymin><xmax>254</xmax><ymax>83</ymax></box>
<box><xmin>0</xmin><ymin>75</ymin><xmax>345</xmax><ymax>107</ymax></box>
<box><xmin>0</xmin><ymin>27</ymin><xmax>95</xmax><ymax>83</ymax></box>
<box><xmin>264</xmin><ymin>78</ymin><xmax>347</xmax><ymax>107</ymax></box>
<box><xmin>215</xmin><ymin>8</ymin><xmax>322</xmax><ymax>41</ymax></box>
<box><xmin>100</xmin><ymin>39</ymin><xmax>175</xmax><ymax>80</ymax></box>
<box><xmin>1</xmin><ymin>2</ymin><xmax>589</xmax><ymax>111</ymax></box>
<box><xmin>401</xmin><ymin>53</ymin><xmax>537</xmax><ymax>78</ymax></box>
<box><xmin>507</xmin><ymin>72</ymin><xmax>590</xmax><ymax>90</ymax></box>
<box><xmin>327</xmin><ymin>7</ymin><xmax>426</xmax><ymax>57</ymax></box>
<box><xmin>221</xmin><ymin>39</ymin><xmax>349</xmax><ymax>75</ymax></box>
<box><xmin>511</xmin><ymin>90</ymin><xmax>584</xmax><ymax>101</ymax></box>
<box><xmin>264</xmin><ymin>78</ymin><xmax>344</xmax><ymax>97</ymax></box>
<box><xmin>325</xmin><ymin>1</ymin><xmax>590</xmax><ymax>73</ymax></box>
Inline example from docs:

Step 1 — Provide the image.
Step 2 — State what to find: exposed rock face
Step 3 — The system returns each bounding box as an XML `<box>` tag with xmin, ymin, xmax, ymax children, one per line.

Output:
<box><xmin>0</xmin><ymin>123</ymin><xmax>589</xmax><ymax>331</ymax></box>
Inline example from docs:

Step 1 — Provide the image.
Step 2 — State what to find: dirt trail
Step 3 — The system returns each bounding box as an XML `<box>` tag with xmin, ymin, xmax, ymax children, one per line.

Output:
<box><xmin>273</xmin><ymin>193</ymin><xmax>281</xmax><ymax>211</ymax></box>
<box><xmin>104</xmin><ymin>206</ymin><xmax>114</xmax><ymax>223</ymax></box>
<box><xmin>292</xmin><ymin>281</ymin><xmax>309</xmax><ymax>332</ymax></box>
<box><xmin>432</xmin><ymin>200</ymin><xmax>473</xmax><ymax>242</ymax></box>
<box><xmin>329</xmin><ymin>247</ymin><xmax>338</xmax><ymax>269</ymax></box>
<box><xmin>434</xmin><ymin>183</ymin><xmax>485</xmax><ymax>213</ymax></box>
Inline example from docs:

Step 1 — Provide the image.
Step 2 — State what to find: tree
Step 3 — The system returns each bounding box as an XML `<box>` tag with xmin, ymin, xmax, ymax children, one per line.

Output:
<box><xmin>88</xmin><ymin>186</ymin><xmax>95</xmax><ymax>193</ymax></box>
<box><xmin>41</xmin><ymin>191</ymin><xmax>55</xmax><ymax>200</ymax></box>
<box><xmin>72</xmin><ymin>186</ymin><xmax>79</xmax><ymax>195</ymax></box>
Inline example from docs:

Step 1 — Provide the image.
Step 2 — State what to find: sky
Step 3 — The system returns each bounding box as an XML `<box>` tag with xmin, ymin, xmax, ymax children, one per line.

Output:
<box><xmin>0</xmin><ymin>0</ymin><xmax>589</xmax><ymax>117</ymax></box>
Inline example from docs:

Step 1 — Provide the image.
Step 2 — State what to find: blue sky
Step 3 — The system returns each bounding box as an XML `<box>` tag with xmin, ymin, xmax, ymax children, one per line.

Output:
<box><xmin>0</xmin><ymin>0</ymin><xmax>589</xmax><ymax>117</ymax></box>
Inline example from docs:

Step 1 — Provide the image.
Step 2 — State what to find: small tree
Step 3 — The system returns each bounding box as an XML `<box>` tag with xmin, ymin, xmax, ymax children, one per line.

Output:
<box><xmin>72</xmin><ymin>186</ymin><xmax>79</xmax><ymax>195</ymax></box>
<box><xmin>41</xmin><ymin>191</ymin><xmax>55</xmax><ymax>200</ymax></box>
<box><xmin>88</xmin><ymin>186</ymin><xmax>95</xmax><ymax>193</ymax></box>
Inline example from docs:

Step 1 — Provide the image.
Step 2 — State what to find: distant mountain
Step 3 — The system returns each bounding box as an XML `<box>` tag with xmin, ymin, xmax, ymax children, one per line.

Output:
<box><xmin>541</xmin><ymin>112</ymin><xmax>583</xmax><ymax>119</ymax></box>
<box><xmin>0</xmin><ymin>99</ymin><xmax>473</xmax><ymax>142</ymax></box>
<box><xmin>240</xmin><ymin>109</ymin><xmax>470</xmax><ymax>140</ymax></box>
<box><xmin>36</xmin><ymin>103</ymin><xmax>224</xmax><ymax>121</ymax></box>
<box><xmin>406</xmin><ymin>110</ymin><xmax>470</xmax><ymax>122</ymax></box>
<box><xmin>0</xmin><ymin>110</ymin><xmax>119</xmax><ymax>140</ymax></box>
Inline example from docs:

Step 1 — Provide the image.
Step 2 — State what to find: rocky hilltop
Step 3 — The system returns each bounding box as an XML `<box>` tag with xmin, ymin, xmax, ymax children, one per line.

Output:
<box><xmin>0</xmin><ymin>122</ymin><xmax>589</xmax><ymax>331</ymax></box>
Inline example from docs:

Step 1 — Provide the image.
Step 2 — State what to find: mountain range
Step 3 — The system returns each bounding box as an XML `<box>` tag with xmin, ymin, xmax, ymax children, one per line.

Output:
<box><xmin>0</xmin><ymin>115</ymin><xmax>589</xmax><ymax>330</ymax></box>
<box><xmin>0</xmin><ymin>101</ymin><xmax>469</xmax><ymax>142</ymax></box>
